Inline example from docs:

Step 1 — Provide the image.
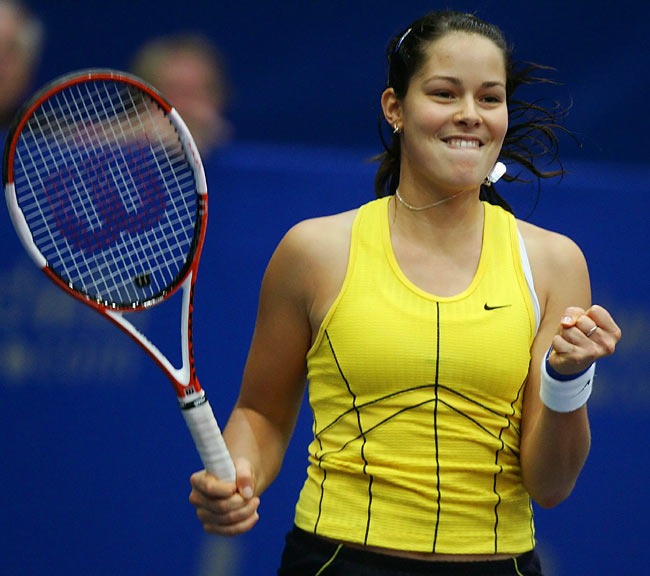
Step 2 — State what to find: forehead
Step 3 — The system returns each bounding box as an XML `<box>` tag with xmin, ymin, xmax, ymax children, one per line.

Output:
<box><xmin>0</xmin><ymin>5</ymin><xmax>20</xmax><ymax>37</ymax></box>
<box><xmin>163</xmin><ymin>51</ymin><xmax>212</xmax><ymax>76</ymax></box>
<box><xmin>416</xmin><ymin>32</ymin><xmax>507</xmax><ymax>80</ymax></box>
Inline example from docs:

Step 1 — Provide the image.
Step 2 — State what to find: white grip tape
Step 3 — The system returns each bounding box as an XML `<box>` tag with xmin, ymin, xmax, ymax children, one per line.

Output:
<box><xmin>181</xmin><ymin>400</ymin><xmax>236</xmax><ymax>483</ymax></box>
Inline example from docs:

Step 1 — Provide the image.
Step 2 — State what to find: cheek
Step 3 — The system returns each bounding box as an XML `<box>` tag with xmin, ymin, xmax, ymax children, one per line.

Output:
<box><xmin>417</xmin><ymin>105</ymin><xmax>447</xmax><ymax>132</ymax></box>
<box><xmin>495</xmin><ymin>111</ymin><xmax>508</xmax><ymax>143</ymax></box>
<box><xmin>403</xmin><ymin>96</ymin><xmax>444</xmax><ymax>132</ymax></box>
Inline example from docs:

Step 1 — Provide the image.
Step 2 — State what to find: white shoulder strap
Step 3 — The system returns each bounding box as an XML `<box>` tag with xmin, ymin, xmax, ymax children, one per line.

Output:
<box><xmin>518</xmin><ymin>229</ymin><xmax>541</xmax><ymax>334</ymax></box>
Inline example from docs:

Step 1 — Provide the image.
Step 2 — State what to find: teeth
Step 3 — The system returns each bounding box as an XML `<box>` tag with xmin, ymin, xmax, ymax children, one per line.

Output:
<box><xmin>447</xmin><ymin>138</ymin><xmax>479</xmax><ymax>148</ymax></box>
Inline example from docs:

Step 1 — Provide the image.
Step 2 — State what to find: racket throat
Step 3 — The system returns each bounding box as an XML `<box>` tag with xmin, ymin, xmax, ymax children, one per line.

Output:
<box><xmin>103</xmin><ymin>272</ymin><xmax>200</xmax><ymax>401</ymax></box>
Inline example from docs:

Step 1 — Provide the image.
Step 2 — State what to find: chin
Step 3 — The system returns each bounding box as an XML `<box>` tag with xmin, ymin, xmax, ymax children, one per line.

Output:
<box><xmin>442</xmin><ymin>170</ymin><xmax>483</xmax><ymax>191</ymax></box>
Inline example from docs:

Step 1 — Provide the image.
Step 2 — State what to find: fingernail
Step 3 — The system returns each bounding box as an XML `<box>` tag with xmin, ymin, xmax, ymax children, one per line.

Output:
<box><xmin>562</xmin><ymin>316</ymin><xmax>572</xmax><ymax>324</ymax></box>
<box><xmin>242</xmin><ymin>486</ymin><xmax>253</xmax><ymax>499</ymax></box>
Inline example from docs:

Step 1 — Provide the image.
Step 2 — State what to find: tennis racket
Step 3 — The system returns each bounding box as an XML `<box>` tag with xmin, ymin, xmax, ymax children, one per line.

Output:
<box><xmin>3</xmin><ymin>69</ymin><xmax>236</xmax><ymax>482</ymax></box>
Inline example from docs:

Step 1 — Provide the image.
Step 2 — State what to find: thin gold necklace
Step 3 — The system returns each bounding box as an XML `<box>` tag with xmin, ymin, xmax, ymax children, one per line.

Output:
<box><xmin>395</xmin><ymin>188</ymin><xmax>468</xmax><ymax>211</ymax></box>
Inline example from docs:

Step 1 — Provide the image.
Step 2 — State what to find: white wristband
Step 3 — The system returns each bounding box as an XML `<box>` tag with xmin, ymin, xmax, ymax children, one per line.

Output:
<box><xmin>540</xmin><ymin>356</ymin><xmax>596</xmax><ymax>412</ymax></box>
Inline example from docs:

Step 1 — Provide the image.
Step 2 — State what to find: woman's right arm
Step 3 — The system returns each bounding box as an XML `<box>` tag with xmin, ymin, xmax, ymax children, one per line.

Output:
<box><xmin>189</xmin><ymin>217</ymin><xmax>340</xmax><ymax>535</ymax></box>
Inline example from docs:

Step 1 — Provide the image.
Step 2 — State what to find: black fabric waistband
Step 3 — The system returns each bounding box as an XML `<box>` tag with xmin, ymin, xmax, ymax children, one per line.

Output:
<box><xmin>288</xmin><ymin>525</ymin><xmax>539</xmax><ymax>575</ymax></box>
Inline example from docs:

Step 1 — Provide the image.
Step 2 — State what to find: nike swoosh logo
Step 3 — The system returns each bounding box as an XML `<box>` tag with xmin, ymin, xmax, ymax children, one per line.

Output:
<box><xmin>484</xmin><ymin>303</ymin><xmax>512</xmax><ymax>311</ymax></box>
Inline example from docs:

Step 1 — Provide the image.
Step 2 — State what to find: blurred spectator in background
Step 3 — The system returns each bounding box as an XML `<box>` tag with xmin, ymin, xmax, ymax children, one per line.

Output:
<box><xmin>130</xmin><ymin>33</ymin><xmax>232</xmax><ymax>158</ymax></box>
<box><xmin>0</xmin><ymin>0</ymin><xmax>43</xmax><ymax>132</ymax></box>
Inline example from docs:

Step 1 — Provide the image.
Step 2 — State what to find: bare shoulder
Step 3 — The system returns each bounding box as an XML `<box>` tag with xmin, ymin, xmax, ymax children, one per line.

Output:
<box><xmin>263</xmin><ymin>209</ymin><xmax>358</xmax><ymax>325</ymax></box>
<box><xmin>275</xmin><ymin>209</ymin><xmax>358</xmax><ymax>271</ymax></box>
<box><xmin>284</xmin><ymin>209</ymin><xmax>358</xmax><ymax>244</ymax></box>
<box><xmin>518</xmin><ymin>219</ymin><xmax>587</xmax><ymax>271</ymax></box>
<box><xmin>517</xmin><ymin>219</ymin><xmax>590</xmax><ymax>308</ymax></box>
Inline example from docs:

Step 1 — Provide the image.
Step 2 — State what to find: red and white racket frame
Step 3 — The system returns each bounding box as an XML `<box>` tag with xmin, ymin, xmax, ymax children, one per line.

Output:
<box><xmin>4</xmin><ymin>71</ymin><xmax>236</xmax><ymax>482</ymax></box>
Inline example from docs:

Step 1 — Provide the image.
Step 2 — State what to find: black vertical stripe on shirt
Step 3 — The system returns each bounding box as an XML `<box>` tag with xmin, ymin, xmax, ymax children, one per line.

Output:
<box><xmin>493</xmin><ymin>378</ymin><xmax>526</xmax><ymax>551</ymax></box>
<box><xmin>433</xmin><ymin>302</ymin><xmax>442</xmax><ymax>552</ymax></box>
<box><xmin>324</xmin><ymin>330</ymin><xmax>374</xmax><ymax>543</ymax></box>
<box><xmin>313</xmin><ymin>409</ymin><xmax>326</xmax><ymax>534</ymax></box>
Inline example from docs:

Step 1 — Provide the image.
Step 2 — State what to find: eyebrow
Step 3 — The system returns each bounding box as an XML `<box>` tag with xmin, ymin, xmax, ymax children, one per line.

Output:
<box><xmin>424</xmin><ymin>75</ymin><xmax>506</xmax><ymax>89</ymax></box>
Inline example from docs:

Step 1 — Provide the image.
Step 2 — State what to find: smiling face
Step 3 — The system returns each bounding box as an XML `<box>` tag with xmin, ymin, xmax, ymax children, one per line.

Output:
<box><xmin>383</xmin><ymin>32</ymin><xmax>508</xmax><ymax>195</ymax></box>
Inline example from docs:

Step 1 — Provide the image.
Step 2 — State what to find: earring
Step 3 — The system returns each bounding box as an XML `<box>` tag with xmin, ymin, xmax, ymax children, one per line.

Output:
<box><xmin>393</xmin><ymin>124</ymin><xmax>401</xmax><ymax>134</ymax></box>
<box><xmin>484</xmin><ymin>162</ymin><xmax>507</xmax><ymax>185</ymax></box>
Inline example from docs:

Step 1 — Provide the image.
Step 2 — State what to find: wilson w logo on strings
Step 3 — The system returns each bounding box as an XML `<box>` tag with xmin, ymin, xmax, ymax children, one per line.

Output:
<box><xmin>43</xmin><ymin>142</ymin><xmax>167</xmax><ymax>254</ymax></box>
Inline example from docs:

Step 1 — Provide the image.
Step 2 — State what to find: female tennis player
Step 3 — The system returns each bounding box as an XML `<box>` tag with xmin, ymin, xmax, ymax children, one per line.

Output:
<box><xmin>189</xmin><ymin>10</ymin><xmax>621</xmax><ymax>575</ymax></box>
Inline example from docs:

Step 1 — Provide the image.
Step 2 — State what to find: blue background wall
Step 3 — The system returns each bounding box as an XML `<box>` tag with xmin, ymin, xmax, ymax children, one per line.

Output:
<box><xmin>1</xmin><ymin>1</ymin><xmax>648</xmax><ymax>575</ymax></box>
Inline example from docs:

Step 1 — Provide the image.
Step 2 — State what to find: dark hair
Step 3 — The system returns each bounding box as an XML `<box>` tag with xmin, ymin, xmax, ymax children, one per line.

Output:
<box><xmin>375</xmin><ymin>10</ymin><xmax>571</xmax><ymax>214</ymax></box>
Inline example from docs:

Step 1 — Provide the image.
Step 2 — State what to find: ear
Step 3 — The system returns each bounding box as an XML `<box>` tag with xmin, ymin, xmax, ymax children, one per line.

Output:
<box><xmin>381</xmin><ymin>87</ymin><xmax>402</xmax><ymax>132</ymax></box>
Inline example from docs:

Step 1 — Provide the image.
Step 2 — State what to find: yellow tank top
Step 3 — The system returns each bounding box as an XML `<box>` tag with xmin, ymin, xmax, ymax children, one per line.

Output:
<box><xmin>294</xmin><ymin>197</ymin><xmax>538</xmax><ymax>554</ymax></box>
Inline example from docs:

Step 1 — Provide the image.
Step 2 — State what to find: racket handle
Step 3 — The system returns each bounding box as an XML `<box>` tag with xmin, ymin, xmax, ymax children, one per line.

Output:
<box><xmin>181</xmin><ymin>399</ymin><xmax>236</xmax><ymax>483</ymax></box>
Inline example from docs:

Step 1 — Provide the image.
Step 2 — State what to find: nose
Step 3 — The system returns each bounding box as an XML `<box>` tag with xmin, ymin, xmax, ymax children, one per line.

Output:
<box><xmin>453</xmin><ymin>96</ymin><xmax>481</xmax><ymax>127</ymax></box>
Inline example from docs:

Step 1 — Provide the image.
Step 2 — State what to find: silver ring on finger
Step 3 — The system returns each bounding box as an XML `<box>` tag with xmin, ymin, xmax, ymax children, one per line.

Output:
<box><xmin>586</xmin><ymin>325</ymin><xmax>598</xmax><ymax>337</ymax></box>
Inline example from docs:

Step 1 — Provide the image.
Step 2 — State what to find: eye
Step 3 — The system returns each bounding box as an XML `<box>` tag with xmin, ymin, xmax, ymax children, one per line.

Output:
<box><xmin>431</xmin><ymin>90</ymin><xmax>455</xmax><ymax>100</ymax></box>
<box><xmin>481</xmin><ymin>95</ymin><xmax>503</xmax><ymax>104</ymax></box>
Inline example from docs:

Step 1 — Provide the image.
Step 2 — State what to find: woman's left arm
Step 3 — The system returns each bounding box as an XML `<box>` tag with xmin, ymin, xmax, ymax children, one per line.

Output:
<box><xmin>519</xmin><ymin>225</ymin><xmax>621</xmax><ymax>508</ymax></box>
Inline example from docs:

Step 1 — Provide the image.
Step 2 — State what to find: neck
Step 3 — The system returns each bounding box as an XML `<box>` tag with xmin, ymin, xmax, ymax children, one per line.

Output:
<box><xmin>395</xmin><ymin>187</ymin><xmax>471</xmax><ymax>211</ymax></box>
<box><xmin>388</xmin><ymin>195</ymin><xmax>486</xmax><ymax>297</ymax></box>
<box><xmin>390</xmin><ymin>191</ymin><xmax>484</xmax><ymax>249</ymax></box>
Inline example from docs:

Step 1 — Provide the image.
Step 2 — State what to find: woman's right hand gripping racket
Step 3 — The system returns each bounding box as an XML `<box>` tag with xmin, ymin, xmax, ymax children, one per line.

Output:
<box><xmin>3</xmin><ymin>69</ymin><xmax>236</xmax><ymax>482</ymax></box>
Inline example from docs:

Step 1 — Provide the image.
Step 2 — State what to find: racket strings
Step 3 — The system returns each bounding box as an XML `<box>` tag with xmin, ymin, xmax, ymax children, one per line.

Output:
<box><xmin>62</xmin><ymin>82</ymin><xmax>189</xmax><ymax>297</ymax></box>
<box><xmin>74</xmin><ymin>83</ymin><xmax>182</xmax><ymax>297</ymax></box>
<box><xmin>12</xmin><ymin>78</ymin><xmax>199</xmax><ymax>306</ymax></box>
